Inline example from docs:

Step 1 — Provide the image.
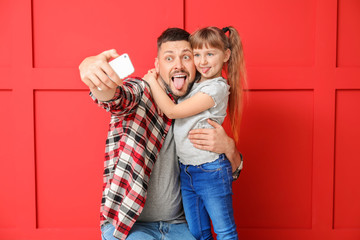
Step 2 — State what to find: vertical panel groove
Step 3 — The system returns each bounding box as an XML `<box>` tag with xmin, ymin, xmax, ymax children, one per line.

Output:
<box><xmin>183</xmin><ymin>0</ymin><xmax>186</xmax><ymax>29</ymax></box>
<box><xmin>31</xmin><ymin>0</ymin><xmax>35</xmax><ymax>68</ymax></box>
<box><xmin>31</xmin><ymin>0</ymin><xmax>37</xmax><ymax>228</ymax></box>
<box><xmin>332</xmin><ymin>89</ymin><xmax>338</xmax><ymax>229</ymax></box>
<box><xmin>33</xmin><ymin>89</ymin><xmax>39</xmax><ymax>229</ymax></box>
<box><xmin>336</xmin><ymin>0</ymin><xmax>339</xmax><ymax>68</ymax></box>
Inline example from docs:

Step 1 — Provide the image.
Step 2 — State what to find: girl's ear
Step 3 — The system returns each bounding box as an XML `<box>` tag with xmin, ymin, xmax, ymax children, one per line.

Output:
<box><xmin>224</xmin><ymin>49</ymin><xmax>231</xmax><ymax>63</ymax></box>
<box><xmin>155</xmin><ymin>58</ymin><xmax>160</xmax><ymax>73</ymax></box>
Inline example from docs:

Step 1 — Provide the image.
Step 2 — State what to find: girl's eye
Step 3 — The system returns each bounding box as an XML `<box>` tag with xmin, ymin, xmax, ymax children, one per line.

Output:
<box><xmin>194</xmin><ymin>54</ymin><xmax>200</xmax><ymax>57</ymax></box>
<box><xmin>207</xmin><ymin>53</ymin><xmax>214</xmax><ymax>56</ymax></box>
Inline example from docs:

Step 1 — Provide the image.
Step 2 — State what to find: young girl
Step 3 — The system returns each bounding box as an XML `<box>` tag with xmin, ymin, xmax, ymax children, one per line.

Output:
<box><xmin>144</xmin><ymin>26</ymin><xmax>246</xmax><ymax>240</ymax></box>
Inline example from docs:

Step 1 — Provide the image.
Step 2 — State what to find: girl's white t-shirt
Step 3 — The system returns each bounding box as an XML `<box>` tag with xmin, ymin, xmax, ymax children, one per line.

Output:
<box><xmin>174</xmin><ymin>77</ymin><xmax>230</xmax><ymax>166</ymax></box>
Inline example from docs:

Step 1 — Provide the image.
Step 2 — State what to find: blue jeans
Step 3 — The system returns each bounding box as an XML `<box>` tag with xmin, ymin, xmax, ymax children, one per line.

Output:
<box><xmin>179</xmin><ymin>154</ymin><xmax>238</xmax><ymax>240</ymax></box>
<box><xmin>101</xmin><ymin>221</ymin><xmax>196</xmax><ymax>240</ymax></box>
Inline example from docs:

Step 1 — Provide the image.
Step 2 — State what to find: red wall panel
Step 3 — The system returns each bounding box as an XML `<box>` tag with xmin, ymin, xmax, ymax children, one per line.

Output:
<box><xmin>0</xmin><ymin>1</ymin><xmax>12</xmax><ymax>68</ymax></box>
<box><xmin>34</xmin><ymin>90</ymin><xmax>108</xmax><ymax>228</ymax></box>
<box><xmin>337</xmin><ymin>0</ymin><xmax>360</xmax><ymax>67</ymax></box>
<box><xmin>236</xmin><ymin>90</ymin><xmax>313</xmax><ymax>229</ymax></box>
<box><xmin>0</xmin><ymin>91</ymin><xmax>16</xmax><ymax>228</ymax></box>
<box><xmin>334</xmin><ymin>90</ymin><xmax>360</xmax><ymax>229</ymax></box>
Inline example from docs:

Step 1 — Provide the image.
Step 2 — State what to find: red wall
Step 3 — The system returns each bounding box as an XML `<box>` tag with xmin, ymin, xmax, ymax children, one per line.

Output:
<box><xmin>0</xmin><ymin>0</ymin><xmax>359</xmax><ymax>239</ymax></box>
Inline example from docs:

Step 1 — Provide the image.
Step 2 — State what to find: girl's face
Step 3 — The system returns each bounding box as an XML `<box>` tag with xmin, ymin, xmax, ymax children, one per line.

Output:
<box><xmin>193</xmin><ymin>46</ymin><xmax>230</xmax><ymax>81</ymax></box>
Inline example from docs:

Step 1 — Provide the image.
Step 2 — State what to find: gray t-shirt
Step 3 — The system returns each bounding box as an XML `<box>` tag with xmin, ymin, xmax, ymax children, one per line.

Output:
<box><xmin>175</xmin><ymin>77</ymin><xmax>230</xmax><ymax>166</ymax></box>
<box><xmin>137</xmin><ymin>125</ymin><xmax>185</xmax><ymax>223</ymax></box>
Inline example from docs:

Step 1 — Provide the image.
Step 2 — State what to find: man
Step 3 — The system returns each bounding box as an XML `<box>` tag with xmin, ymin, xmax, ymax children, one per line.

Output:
<box><xmin>79</xmin><ymin>28</ymin><xmax>243</xmax><ymax>240</ymax></box>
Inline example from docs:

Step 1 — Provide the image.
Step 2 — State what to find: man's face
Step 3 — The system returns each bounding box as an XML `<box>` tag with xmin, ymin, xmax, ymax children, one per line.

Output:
<box><xmin>155</xmin><ymin>40</ymin><xmax>196</xmax><ymax>98</ymax></box>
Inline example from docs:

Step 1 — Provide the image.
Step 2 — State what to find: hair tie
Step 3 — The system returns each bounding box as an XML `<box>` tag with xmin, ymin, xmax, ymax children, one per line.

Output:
<box><xmin>222</xmin><ymin>27</ymin><xmax>230</xmax><ymax>33</ymax></box>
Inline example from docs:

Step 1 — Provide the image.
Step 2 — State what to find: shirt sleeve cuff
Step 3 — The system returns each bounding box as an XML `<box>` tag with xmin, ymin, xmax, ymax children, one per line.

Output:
<box><xmin>89</xmin><ymin>87</ymin><xmax>122</xmax><ymax>112</ymax></box>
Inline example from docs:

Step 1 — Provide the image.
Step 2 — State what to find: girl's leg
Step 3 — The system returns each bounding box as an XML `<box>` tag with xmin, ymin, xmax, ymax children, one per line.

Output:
<box><xmin>179</xmin><ymin>163</ymin><xmax>213</xmax><ymax>240</ymax></box>
<box><xmin>195</xmin><ymin>155</ymin><xmax>238</xmax><ymax>240</ymax></box>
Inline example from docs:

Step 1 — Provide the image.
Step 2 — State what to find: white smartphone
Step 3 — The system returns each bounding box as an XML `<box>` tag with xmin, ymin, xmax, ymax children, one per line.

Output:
<box><xmin>109</xmin><ymin>53</ymin><xmax>135</xmax><ymax>80</ymax></box>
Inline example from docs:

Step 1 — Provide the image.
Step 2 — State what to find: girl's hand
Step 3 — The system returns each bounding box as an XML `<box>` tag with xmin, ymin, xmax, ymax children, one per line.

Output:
<box><xmin>143</xmin><ymin>69</ymin><xmax>158</xmax><ymax>84</ymax></box>
<box><xmin>143</xmin><ymin>69</ymin><xmax>163</xmax><ymax>116</ymax></box>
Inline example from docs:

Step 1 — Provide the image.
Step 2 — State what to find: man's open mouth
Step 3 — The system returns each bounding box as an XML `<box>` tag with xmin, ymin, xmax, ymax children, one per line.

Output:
<box><xmin>172</xmin><ymin>74</ymin><xmax>187</xmax><ymax>90</ymax></box>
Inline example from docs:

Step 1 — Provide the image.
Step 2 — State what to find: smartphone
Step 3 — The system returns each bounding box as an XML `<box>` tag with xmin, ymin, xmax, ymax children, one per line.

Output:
<box><xmin>109</xmin><ymin>53</ymin><xmax>135</xmax><ymax>80</ymax></box>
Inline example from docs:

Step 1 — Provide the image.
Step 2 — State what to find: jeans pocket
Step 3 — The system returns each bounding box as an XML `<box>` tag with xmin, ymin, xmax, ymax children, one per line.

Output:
<box><xmin>198</xmin><ymin>160</ymin><xmax>221</xmax><ymax>172</ymax></box>
<box><xmin>217</xmin><ymin>157</ymin><xmax>233</xmax><ymax>193</ymax></box>
<box><xmin>224</xmin><ymin>164</ymin><xmax>234</xmax><ymax>193</ymax></box>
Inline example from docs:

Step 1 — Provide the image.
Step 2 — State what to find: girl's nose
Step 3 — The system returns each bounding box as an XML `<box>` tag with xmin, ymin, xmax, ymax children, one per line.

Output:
<box><xmin>201</xmin><ymin>56</ymin><xmax>208</xmax><ymax>65</ymax></box>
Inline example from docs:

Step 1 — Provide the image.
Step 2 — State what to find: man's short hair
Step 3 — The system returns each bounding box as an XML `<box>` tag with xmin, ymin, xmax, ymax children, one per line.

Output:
<box><xmin>157</xmin><ymin>28</ymin><xmax>190</xmax><ymax>52</ymax></box>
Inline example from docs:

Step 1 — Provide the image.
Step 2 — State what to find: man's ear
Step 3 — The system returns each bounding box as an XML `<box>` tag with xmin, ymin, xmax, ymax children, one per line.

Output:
<box><xmin>224</xmin><ymin>49</ymin><xmax>231</xmax><ymax>63</ymax></box>
<box><xmin>155</xmin><ymin>58</ymin><xmax>160</xmax><ymax>73</ymax></box>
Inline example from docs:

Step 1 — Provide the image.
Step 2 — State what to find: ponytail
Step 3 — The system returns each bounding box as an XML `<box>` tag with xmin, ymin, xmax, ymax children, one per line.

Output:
<box><xmin>224</xmin><ymin>26</ymin><xmax>246</xmax><ymax>144</ymax></box>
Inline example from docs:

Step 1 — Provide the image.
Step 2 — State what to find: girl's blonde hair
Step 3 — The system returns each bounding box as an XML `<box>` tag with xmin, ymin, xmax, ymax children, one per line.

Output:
<box><xmin>190</xmin><ymin>26</ymin><xmax>247</xmax><ymax>144</ymax></box>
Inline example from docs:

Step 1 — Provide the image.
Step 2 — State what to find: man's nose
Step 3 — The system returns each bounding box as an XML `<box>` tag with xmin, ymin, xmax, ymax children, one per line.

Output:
<box><xmin>174</xmin><ymin>57</ymin><xmax>184</xmax><ymax>70</ymax></box>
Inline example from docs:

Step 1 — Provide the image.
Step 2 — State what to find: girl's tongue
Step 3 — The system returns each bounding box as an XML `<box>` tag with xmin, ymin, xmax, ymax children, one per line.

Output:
<box><xmin>201</xmin><ymin>67</ymin><xmax>210</xmax><ymax>74</ymax></box>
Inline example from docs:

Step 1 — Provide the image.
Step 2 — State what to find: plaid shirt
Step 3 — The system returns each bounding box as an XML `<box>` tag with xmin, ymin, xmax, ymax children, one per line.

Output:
<box><xmin>90</xmin><ymin>77</ymin><xmax>173</xmax><ymax>240</ymax></box>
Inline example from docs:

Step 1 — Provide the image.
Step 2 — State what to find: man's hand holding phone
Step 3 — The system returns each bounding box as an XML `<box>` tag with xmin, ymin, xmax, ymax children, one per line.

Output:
<box><xmin>79</xmin><ymin>49</ymin><xmax>135</xmax><ymax>101</ymax></box>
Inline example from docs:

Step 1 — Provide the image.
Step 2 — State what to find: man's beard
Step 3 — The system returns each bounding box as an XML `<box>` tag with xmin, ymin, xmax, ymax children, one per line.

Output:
<box><xmin>159</xmin><ymin>71</ymin><xmax>200</xmax><ymax>100</ymax></box>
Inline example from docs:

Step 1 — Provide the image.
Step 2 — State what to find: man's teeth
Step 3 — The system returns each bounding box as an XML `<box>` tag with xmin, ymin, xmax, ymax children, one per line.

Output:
<box><xmin>172</xmin><ymin>75</ymin><xmax>186</xmax><ymax>80</ymax></box>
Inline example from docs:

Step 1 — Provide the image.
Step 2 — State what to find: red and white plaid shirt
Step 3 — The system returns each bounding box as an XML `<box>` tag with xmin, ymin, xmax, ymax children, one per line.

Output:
<box><xmin>91</xmin><ymin>77</ymin><xmax>173</xmax><ymax>240</ymax></box>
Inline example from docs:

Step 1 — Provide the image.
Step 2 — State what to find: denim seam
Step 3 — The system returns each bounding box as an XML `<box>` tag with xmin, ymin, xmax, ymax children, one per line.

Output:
<box><xmin>195</xmin><ymin>196</ymin><xmax>203</xmax><ymax>240</ymax></box>
<box><xmin>220</xmin><ymin>159</ymin><xmax>233</xmax><ymax>194</ymax></box>
<box><xmin>159</xmin><ymin>222</ymin><xmax>165</xmax><ymax>240</ymax></box>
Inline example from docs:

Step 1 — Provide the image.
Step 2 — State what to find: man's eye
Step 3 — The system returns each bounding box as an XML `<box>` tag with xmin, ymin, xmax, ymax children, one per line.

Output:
<box><xmin>166</xmin><ymin>57</ymin><xmax>173</xmax><ymax>61</ymax></box>
<box><xmin>184</xmin><ymin>55</ymin><xmax>190</xmax><ymax>60</ymax></box>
